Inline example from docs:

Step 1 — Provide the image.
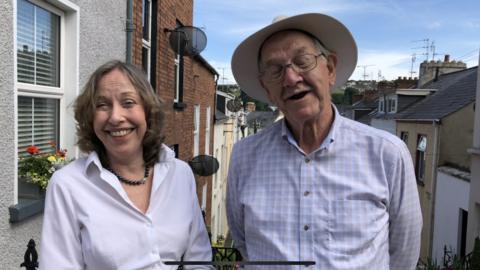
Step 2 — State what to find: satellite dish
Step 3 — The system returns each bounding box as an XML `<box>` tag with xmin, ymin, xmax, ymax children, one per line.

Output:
<box><xmin>168</xmin><ymin>26</ymin><xmax>207</xmax><ymax>57</ymax></box>
<box><xmin>226</xmin><ymin>98</ymin><xmax>243</xmax><ymax>112</ymax></box>
<box><xmin>188</xmin><ymin>155</ymin><xmax>219</xmax><ymax>176</ymax></box>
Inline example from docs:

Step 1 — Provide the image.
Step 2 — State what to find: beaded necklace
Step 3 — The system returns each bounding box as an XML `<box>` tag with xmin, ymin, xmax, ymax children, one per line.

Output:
<box><xmin>107</xmin><ymin>166</ymin><xmax>149</xmax><ymax>186</ymax></box>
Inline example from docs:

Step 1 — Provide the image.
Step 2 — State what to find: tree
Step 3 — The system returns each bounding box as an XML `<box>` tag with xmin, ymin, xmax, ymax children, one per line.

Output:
<box><xmin>239</xmin><ymin>90</ymin><xmax>272</xmax><ymax>111</ymax></box>
<box><xmin>470</xmin><ymin>237</ymin><xmax>480</xmax><ymax>270</ymax></box>
<box><xmin>331</xmin><ymin>92</ymin><xmax>344</xmax><ymax>104</ymax></box>
<box><xmin>343</xmin><ymin>87</ymin><xmax>359</xmax><ymax>105</ymax></box>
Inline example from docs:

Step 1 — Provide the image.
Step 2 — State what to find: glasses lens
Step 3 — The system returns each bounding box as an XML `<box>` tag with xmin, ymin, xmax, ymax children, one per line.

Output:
<box><xmin>261</xmin><ymin>54</ymin><xmax>319</xmax><ymax>82</ymax></box>
<box><xmin>293</xmin><ymin>54</ymin><xmax>316</xmax><ymax>72</ymax></box>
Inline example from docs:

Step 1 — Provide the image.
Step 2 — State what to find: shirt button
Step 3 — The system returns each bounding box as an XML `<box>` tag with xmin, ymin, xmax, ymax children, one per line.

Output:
<box><xmin>304</xmin><ymin>191</ymin><xmax>310</xmax><ymax>196</ymax></box>
<box><xmin>304</xmin><ymin>225</ymin><xmax>310</xmax><ymax>231</ymax></box>
<box><xmin>305</xmin><ymin>158</ymin><xmax>311</xmax><ymax>163</ymax></box>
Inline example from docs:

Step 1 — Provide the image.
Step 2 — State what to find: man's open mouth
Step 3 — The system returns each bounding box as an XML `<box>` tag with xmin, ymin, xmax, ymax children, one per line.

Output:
<box><xmin>288</xmin><ymin>91</ymin><xmax>309</xmax><ymax>100</ymax></box>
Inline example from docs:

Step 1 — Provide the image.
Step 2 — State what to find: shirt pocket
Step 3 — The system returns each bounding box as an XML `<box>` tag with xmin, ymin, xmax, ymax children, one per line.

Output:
<box><xmin>327</xmin><ymin>199</ymin><xmax>384</xmax><ymax>256</ymax></box>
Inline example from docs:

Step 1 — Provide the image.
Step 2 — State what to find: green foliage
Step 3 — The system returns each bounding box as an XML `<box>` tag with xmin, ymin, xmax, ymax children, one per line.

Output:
<box><xmin>331</xmin><ymin>92</ymin><xmax>344</xmax><ymax>104</ymax></box>
<box><xmin>343</xmin><ymin>87</ymin><xmax>360</xmax><ymax>105</ymax></box>
<box><xmin>330</xmin><ymin>87</ymin><xmax>360</xmax><ymax>105</ymax></box>
<box><xmin>239</xmin><ymin>90</ymin><xmax>272</xmax><ymax>111</ymax></box>
<box><xmin>18</xmin><ymin>144</ymin><xmax>69</xmax><ymax>189</ymax></box>
<box><xmin>471</xmin><ymin>237</ymin><xmax>480</xmax><ymax>270</ymax></box>
<box><xmin>425</xmin><ymin>258</ymin><xmax>440</xmax><ymax>270</ymax></box>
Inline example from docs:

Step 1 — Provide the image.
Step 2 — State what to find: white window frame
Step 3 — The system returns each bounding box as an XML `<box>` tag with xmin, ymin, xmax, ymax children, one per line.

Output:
<box><xmin>416</xmin><ymin>135</ymin><xmax>427</xmax><ymax>182</ymax></box>
<box><xmin>193</xmin><ymin>105</ymin><xmax>200</xmax><ymax>157</ymax></box>
<box><xmin>379</xmin><ymin>99</ymin><xmax>384</xmax><ymax>113</ymax></box>
<box><xmin>174</xmin><ymin>53</ymin><xmax>180</xmax><ymax>102</ymax></box>
<box><xmin>205</xmin><ymin>106</ymin><xmax>211</xmax><ymax>155</ymax></box>
<box><xmin>141</xmin><ymin>0</ymin><xmax>151</xmax><ymax>81</ymax></box>
<box><xmin>387</xmin><ymin>96</ymin><xmax>397</xmax><ymax>113</ymax></box>
<box><xmin>201</xmin><ymin>183</ymin><xmax>207</xmax><ymax>210</ymax></box>
<box><xmin>14</xmin><ymin>0</ymin><xmax>79</xmax><ymax>204</ymax></box>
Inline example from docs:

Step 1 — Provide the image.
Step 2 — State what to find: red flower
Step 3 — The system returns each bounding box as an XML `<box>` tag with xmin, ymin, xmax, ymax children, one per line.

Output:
<box><xmin>26</xmin><ymin>145</ymin><xmax>40</xmax><ymax>155</ymax></box>
<box><xmin>56</xmin><ymin>149</ymin><xmax>67</xmax><ymax>158</ymax></box>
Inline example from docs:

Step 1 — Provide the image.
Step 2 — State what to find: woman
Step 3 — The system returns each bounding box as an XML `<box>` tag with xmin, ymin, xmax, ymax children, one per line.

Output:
<box><xmin>39</xmin><ymin>60</ymin><xmax>213</xmax><ymax>270</ymax></box>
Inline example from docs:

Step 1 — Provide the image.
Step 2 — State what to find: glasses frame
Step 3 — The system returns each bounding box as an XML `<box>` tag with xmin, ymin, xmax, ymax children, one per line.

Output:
<box><xmin>259</xmin><ymin>53</ymin><xmax>326</xmax><ymax>83</ymax></box>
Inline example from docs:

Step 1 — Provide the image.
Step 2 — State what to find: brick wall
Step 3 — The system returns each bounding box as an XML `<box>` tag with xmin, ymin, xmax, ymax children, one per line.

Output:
<box><xmin>133</xmin><ymin>0</ymin><xmax>216</xmax><ymax>228</ymax></box>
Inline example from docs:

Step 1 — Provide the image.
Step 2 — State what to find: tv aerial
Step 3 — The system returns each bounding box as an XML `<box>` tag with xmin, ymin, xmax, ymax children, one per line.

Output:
<box><xmin>226</xmin><ymin>98</ymin><xmax>243</xmax><ymax>112</ymax></box>
<box><xmin>167</xmin><ymin>26</ymin><xmax>207</xmax><ymax>57</ymax></box>
<box><xmin>188</xmin><ymin>155</ymin><xmax>219</xmax><ymax>176</ymax></box>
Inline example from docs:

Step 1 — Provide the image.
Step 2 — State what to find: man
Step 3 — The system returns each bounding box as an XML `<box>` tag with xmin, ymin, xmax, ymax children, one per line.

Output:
<box><xmin>226</xmin><ymin>13</ymin><xmax>422</xmax><ymax>270</ymax></box>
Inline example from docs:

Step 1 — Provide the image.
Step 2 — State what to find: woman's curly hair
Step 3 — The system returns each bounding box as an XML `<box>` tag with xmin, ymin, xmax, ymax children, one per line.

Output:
<box><xmin>74</xmin><ymin>60</ymin><xmax>165</xmax><ymax>168</ymax></box>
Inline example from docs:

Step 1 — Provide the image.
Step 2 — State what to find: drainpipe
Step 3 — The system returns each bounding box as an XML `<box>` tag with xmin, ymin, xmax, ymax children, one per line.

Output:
<box><xmin>213</xmin><ymin>74</ymin><xmax>219</xmax><ymax>123</ymax></box>
<box><xmin>126</xmin><ymin>0</ymin><xmax>134</xmax><ymax>64</ymax></box>
<box><xmin>428</xmin><ymin>119</ymin><xmax>440</xmax><ymax>259</ymax></box>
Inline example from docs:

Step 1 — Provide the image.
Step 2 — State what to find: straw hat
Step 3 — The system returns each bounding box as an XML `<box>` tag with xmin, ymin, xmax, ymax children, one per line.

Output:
<box><xmin>231</xmin><ymin>13</ymin><xmax>358</xmax><ymax>104</ymax></box>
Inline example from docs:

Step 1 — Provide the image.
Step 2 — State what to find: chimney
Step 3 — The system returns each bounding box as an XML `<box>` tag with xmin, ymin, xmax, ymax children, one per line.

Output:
<box><xmin>418</xmin><ymin>54</ymin><xmax>466</xmax><ymax>87</ymax></box>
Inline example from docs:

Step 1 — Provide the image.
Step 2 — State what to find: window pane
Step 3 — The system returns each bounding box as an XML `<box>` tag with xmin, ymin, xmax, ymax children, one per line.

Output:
<box><xmin>142</xmin><ymin>47</ymin><xmax>149</xmax><ymax>75</ymax></box>
<box><xmin>17</xmin><ymin>0</ymin><xmax>35</xmax><ymax>84</ymax></box>
<box><xmin>17</xmin><ymin>0</ymin><xmax>60</xmax><ymax>87</ymax></box>
<box><xmin>18</xmin><ymin>96</ymin><xmax>59</xmax><ymax>157</ymax></box>
<box><xmin>142</xmin><ymin>0</ymin><xmax>150</xmax><ymax>41</ymax></box>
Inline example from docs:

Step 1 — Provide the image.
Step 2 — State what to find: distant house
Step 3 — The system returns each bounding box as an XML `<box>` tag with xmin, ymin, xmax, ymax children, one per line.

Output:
<box><xmin>396</xmin><ymin>66</ymin><xmax>477</xmax><ymax>261</ymax></box>
<box><xmin>344</xmin><ymin>77</ymin><xmax>418</xmax><ymax>126</ymax></box>
<box><xmin>211</xmin><ymin>90</ymin><xmax>240</xmax><ymax>243</ymax></box>
<box><xmin>371</xmin><ymin>88</ymin><xmax>433</xmax><ymax>134</ymax></box>
<box><xmin>346</xmin><ymin>90</ymin><xmax>379</xmax><ymax>125</ymax></box>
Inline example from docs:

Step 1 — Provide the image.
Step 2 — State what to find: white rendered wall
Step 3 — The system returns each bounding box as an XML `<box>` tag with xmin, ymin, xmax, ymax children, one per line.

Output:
<box><xmin>432</xmin><ymin>169</ymin><xmax>470</xmax><ymax>263</ymax></box>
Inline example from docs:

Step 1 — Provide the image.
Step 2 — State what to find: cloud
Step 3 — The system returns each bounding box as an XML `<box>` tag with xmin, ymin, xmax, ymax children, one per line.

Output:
<box><xmin>426</xmin><ymin>21</ymin><xmax>442</xmax><ymax>29</ymax></box>
<box><xmin>352</xmin><ymin>50</ymin><xmax>413</xmax><ymax>80</ymax></box>
<box><xmin>464</xmin><ymin>20</ymin><xmax>480</xmax><ymax>29</ymax></box>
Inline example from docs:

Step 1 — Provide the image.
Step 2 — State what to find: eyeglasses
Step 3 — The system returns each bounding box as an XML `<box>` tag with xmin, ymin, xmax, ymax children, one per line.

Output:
<box><xmin>259</xmin><ymin>53</ymin><xmax>326</xmax><ymax>83</ymax></box>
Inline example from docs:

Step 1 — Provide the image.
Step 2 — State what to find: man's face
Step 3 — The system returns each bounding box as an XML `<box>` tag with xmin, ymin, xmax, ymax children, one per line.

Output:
<box><xmin>259</xmin><ymin>31</ymin><xmax>337</xmax><ymax>126</ymax></box>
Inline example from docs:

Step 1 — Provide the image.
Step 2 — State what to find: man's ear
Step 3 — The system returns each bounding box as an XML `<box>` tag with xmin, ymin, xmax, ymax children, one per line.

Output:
<box><xmin>326</xmin><ymin>53</ymin><xmax>337</xmax><ymax>87</ymax></box>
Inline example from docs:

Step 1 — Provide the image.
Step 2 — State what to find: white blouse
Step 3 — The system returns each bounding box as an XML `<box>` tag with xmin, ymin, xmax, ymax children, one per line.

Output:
<box><xmin>40</xmin><ymin>145</ymin><xmax>213</xmax><ymax>270</ymax></box>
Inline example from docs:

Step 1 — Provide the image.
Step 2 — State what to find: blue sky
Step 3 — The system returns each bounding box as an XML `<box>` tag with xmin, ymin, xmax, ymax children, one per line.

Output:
<box><xmin>193</xmin><ymin>0</ymin><xmax>480</xmax><ymax>84</ymax></box>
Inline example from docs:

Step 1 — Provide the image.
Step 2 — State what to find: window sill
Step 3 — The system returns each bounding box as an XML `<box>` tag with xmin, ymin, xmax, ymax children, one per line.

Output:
<box><xmin>9</xmin><ymin>197</ymin><xmax>45</xmax><ymax>223</ymax></box>
<box><xmin>173</xmin><ymin>102</ymin><xmax>187</xmax><ymax>111</ymax></box>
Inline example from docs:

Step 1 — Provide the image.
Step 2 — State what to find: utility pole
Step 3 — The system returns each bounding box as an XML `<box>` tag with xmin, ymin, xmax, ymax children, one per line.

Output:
<box><xmin>430</xmin><ymin>41</ymin><xmax>436</xmax><ymax>61</ymax></box>
<box><xmin>357</xmin><ymin>65</ymin><xmax>374</xmax><ymax>80</ymax></box>
<box><xmin>410</xmin><ymin>53</ymin><xmax>417</xmax><ymax>78</ymax></box>
<box><xmin>217</xmin><ymin>67</ymin><xmax>228</xmax><ymax>91</ymax></box>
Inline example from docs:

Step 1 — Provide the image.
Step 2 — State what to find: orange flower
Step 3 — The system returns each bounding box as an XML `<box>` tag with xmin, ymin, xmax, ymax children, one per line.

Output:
<box><xmin>26</xmin><ymin>145</ymin><xmax>40</xmax><ymax>155</ymax></box>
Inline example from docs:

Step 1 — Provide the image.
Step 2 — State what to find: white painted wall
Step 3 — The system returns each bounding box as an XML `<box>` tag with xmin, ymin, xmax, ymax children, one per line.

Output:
<box><xmin>432</xmin><ymin>169</ymin><xmax>470</xmax><ymax>263</ymax></box>
<box><xmin>371</xmin><ymin>118</ymin><xmax>396</xmax><ymax>135</ymax></box>
<box><xmin>0</xmin><ymin>0</ymin><xmax>125</xmax><ymax>267</ymax></box>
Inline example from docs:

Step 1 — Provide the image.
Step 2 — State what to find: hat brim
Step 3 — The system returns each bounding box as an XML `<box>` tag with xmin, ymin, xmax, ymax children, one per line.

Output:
<box><xmin>231</xmin><ymin>13</ymin><xmax>358</xmax><ymax>104</ymax></box>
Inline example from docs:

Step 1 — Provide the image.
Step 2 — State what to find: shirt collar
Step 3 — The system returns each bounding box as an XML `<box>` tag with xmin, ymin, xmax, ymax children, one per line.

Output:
<box><xmin>83</xmin><ymin>144</ymin><xmax>175</xmax><ymax>175</ymax></box>
<box><xmin>280</xmin><ymin>104</ymin><xmax>341</xmax><ymax>152</ymax></box>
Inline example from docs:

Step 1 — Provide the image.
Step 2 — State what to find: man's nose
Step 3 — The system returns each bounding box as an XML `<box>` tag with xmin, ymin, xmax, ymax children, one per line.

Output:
<box><xmin>282</xmin><ymin>65</ymin><xmax>303</xmax><ymax>87</ymax></box>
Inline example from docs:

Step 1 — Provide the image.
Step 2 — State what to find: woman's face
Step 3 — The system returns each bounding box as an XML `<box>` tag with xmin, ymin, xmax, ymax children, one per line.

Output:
<box><xmin>93</xmin><ymin>69</ymin><xmax>147</xmax><ymax>163</ymax></box>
